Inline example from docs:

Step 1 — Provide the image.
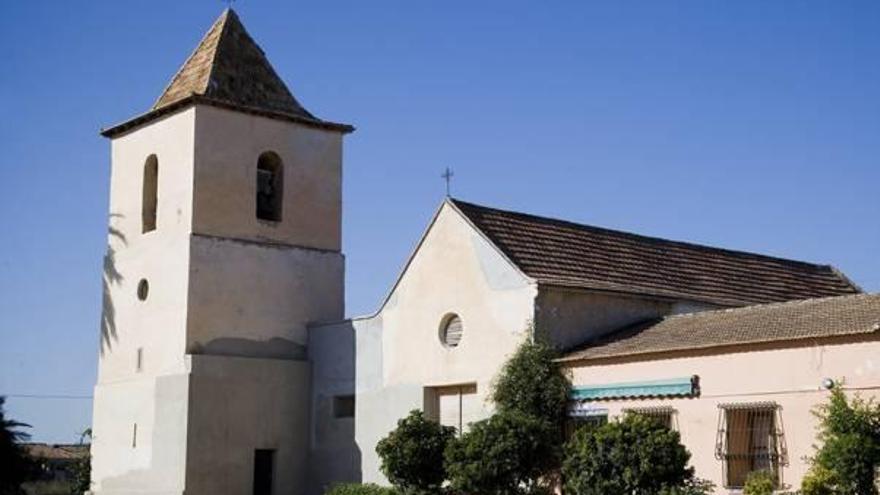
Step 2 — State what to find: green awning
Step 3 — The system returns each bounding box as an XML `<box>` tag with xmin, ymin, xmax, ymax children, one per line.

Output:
<box><xmin>571</xmin><ymin>376</ymin><xmax>698</xmax><ymax>401</ymax></box>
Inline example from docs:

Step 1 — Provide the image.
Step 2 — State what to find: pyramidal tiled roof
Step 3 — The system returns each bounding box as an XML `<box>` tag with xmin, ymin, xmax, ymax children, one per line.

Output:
<box><xmin>153</xmin><ymin>9</ymin><xmax>313</xmax><ymax>118</ymax></box>
<box><xmin>102</xmin><ymin>9</ymin><xmax>352</xmax><ymax>137</ymax></box>
<box><xmin>451</xmin><ymin>199</ymin><xmax>860</xmax><ymax>306</ymax></box>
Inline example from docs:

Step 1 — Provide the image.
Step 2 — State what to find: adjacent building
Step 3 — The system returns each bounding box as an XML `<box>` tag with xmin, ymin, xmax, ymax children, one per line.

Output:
<box><xmin>89</xmin><ymin>9</ymin><xmax>879</xmax><ymax>495</ymax></box>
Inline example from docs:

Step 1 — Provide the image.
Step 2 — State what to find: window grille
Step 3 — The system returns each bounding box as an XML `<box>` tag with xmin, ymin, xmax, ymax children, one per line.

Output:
<box><xmin>624</xmin><ymin>405</ymin><xmax>676</xmax><ymax>430</ymax></box>
<box><xmin>715</xmin><ymin>402</ymin><xmax>787</xmax><ymax>488</ymax></box>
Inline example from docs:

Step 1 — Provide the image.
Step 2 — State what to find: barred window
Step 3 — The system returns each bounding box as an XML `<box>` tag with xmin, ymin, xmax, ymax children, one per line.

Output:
<box><xmin>624</xmin><ymin>406</ymin><xmax>675</xmax><ymax>430</ymax></box>
<box><xmin>715</xmin><ymin>402</ymin><xmax>787</xmax><ymax>488</ymax></box>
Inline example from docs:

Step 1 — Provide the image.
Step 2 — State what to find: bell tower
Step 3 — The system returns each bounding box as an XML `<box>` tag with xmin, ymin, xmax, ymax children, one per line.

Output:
<box><xmin>90</xmin><ymin>10</ymin><xmax>353</xmax><ymax>495</ymax></box>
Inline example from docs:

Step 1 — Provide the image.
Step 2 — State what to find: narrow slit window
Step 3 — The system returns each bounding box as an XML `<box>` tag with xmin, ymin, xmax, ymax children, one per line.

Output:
<box><xmin>256</xmin><ymin>152</ymin><xmax>283</xmax><ymax>222</ymax></box>
<box><xmin>136</xmin><ymin>347</ymin><xmax>143</xmax><ymax>372</ymax></box>
<box><xmin>132</xmin><ymin>423</ymin><xmax>138</xmax><ymax>448</ymax></box>
<box><xmin>142</xmin><ymin>155</ymin><xmax>158</xmax><ymax>233</ymax></box>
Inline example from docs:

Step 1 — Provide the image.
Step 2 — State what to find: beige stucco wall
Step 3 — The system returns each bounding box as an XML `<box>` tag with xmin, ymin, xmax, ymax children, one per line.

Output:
<box><xmin>186</xmin><ymin>234</ymin><xmax>344</xmax><ymax>355</ymax></box>
<box><xmin>192</xmin><ymin>105</ymin><xmax>343</xmax><ymax>251</ymax></box>
<box><xmin>536</xmin><ymin>288</ymin><xmax>721</xmax><ymax>351</ymax></box>
<box><xmin>348</xmin><ymin>202</ymin><xmax>539</xmax><ymax>486</ymax></box>
<box><xmin>563</xmin><ymin>337</ymin><xmax>880</xmax><ymax>493</ymax></box>
<box><xmin>185</xmin><ymin>355</ymin><xmax>311</xmax><ymax>495</ymax></box>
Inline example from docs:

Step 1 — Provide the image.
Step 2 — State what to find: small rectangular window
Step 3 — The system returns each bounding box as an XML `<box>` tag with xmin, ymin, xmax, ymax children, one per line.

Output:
<box><xmin>715</xmin><ymin>403</ymin><xmax>785</xmax><ymax>488</ymax></box>
<box><xmin>253</xmin><ymin>449</ymin><xmax>275</xmax><ymax>495</ymax></box>
<box><xmin>333</xmin><ymin>395</ymin><xmax>355</xmax><ymax>418</ymax></box>
<box><xmin>132</xmin><ymin>423</ymin><xmax>137</xmax><ymax>448</ymax></box>
<box><xmin>136</xmin><ymin>348</ymin><xmax>144</xmax><ymax>372</ymax></box>
<box><xmin>624</xmin><ymin>406</ymin><xmax>676</xmax><ymax>430</ymax></box>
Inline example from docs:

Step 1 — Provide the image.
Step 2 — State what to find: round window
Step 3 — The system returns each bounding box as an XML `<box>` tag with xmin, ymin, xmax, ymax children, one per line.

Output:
<box><xmin>137</xmin><ymin>279</ymin><xmax>149</xmax><ymax>301</ymax></box>
<box><xmin>439</xmin><ymin>314</ymin><xmax>463</xmax><ymax>348</ymax></box>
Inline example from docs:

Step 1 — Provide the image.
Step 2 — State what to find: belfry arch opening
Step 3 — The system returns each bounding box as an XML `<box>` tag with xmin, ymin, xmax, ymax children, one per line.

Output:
<box><xmin>256</xmin><ymin>151</ymin><xmax>283</xmax><ymax>222</ymax></box>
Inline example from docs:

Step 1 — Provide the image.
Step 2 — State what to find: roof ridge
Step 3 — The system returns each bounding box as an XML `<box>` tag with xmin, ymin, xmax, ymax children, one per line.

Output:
<box><xmin>202</xmin><ymin>9</ymin><xmax>233</xmax><ymax>100</ymax></box>
<box><xmin>451</xmin><ymin>198</ymin><xmax>841</xmax><ymax>272</ymax></box>
<box><xmin>151</xmin><ymin>10</ymin><xmax>228</xmax><ymax>110</ymax></box>
<box><xmin>666</xmin><ymin>292</ymin><xmax>880</xmax><ymax>320</ymax></box>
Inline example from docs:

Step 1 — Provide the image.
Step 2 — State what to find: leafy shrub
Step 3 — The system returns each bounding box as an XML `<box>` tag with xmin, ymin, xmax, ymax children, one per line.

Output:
<box><xmin>445</xmin><ymin>410</ymin><xmax>558</xmax><ymax>495</ymax></box>
<box><xmin>325</xmin><ymin>483</ymin><xmax>399</xmax><ymax>495</ymax></box>
<box><xmin>800</xmin><ymin>465</ymin><xmax>837</xmax><ymax>495</ymax></box>
<box><xmin>743</xmin><ymin>470</ymin><xmax>776</xmax><ymax>495</ymax></box>
<box><xmin>562</xmin><ymin>414</ymin><xmax>694</xmax><ymax>495</ymax></box>
<box><xmin>491</xmin><ymin>337</ymin><xmax>571</xmax><ymax>429</ymax></box>
<box><xmin>657</xmin><ymin>478</ymin><xmax>716</xmax><ymax>495</ymax></box>
<box><xmin>376</xmin><ymin>410</ymin><xmax>455</xmax><ymax>493</ymax></box>
<box><xmin>808</xmin><ymin>387</ymin><xmax>880</xmax><ymax>495</ymax></box>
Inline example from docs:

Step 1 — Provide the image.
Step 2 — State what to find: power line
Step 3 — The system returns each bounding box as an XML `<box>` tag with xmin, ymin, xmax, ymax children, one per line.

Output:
<box><xmin>5</xmin><ymin>394</ymin><xmax>92</xmax><ymax>400</ymax></box>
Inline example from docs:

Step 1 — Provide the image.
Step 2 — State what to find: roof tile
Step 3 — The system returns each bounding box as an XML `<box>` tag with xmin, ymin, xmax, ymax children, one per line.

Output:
<box><xmin>560</xmin><ymin>293</ymin><xmax>880</xmax><ymax>361</ymax></box>
<box><xmin>452</xmin><ymin>199</ymin><xmax>859</xmax><ymax>306</ymax></box>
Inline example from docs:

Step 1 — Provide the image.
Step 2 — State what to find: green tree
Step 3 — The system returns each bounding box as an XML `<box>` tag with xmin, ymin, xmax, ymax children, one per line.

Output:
<box><xmin>491</xmin><ymin>336</ymin><xmax>571</xmax><ymax>430</ymax></box>
<box><xmin>376</xmin><ymin>410</ymin><xmax>455</xmax><ymax>494</ymax></box>
<box><xmin>0</xmin><ymin>396</ymin><xmax>35</xmax><ymax>495</ymax></box>
<box><xmin>444</xmin><ymin>410</ymin><xmax>558</xmax><ymax>495</ymax></box>
<box><xmin>806</xmin><ymin>387</ymin><xmax>880</xmax><ymax>495</ymax></box>
<box><xmin>71</xmin><ymin>428</ymin><xmax>92</xmax><ymax>495</ymax></box>
<box><xmin>562</xmin><ymin>414</ymin><xmax>694</xmax><ymax>495</ymax></box>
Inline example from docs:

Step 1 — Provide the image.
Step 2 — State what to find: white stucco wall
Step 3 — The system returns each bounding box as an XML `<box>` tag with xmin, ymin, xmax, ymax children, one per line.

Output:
<box><xmin>564</xmin><ymin>336</ymin><xmax>880</xmax><ymax>493</ymax></box>
<box><xmin>92</xmin><ymin>110</ymin><xmax>196</xmax><ymax>495</ymax></box>
<box><xmin>308</xmin><ymin>320</ymin><xmax>358</xmax><ymax>494</ymax></box>
<box><xmin>100</xmin><ymin>109</ymin><xmax>195</xmax><ymax>381</ymax></box>
<box><xmin>346</xmin><ymin>202</ymin><xmax>539</xmax><ymax>486</ymax></box>
<box><xmin>93</xmin><ymin>104</ymin><xmax>347</xmax><ymax>495</ymax></box>
<box><xmin>90</xmin><ymin>372</ymin><xmax>190</xmax><ymax>495</ymax></box>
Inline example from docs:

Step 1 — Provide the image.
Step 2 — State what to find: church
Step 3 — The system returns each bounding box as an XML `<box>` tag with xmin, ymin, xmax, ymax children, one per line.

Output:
<box><xmin>89</xmin><ymin>10</ymin><xmax>880</xmax><ymax>495</ymax></box>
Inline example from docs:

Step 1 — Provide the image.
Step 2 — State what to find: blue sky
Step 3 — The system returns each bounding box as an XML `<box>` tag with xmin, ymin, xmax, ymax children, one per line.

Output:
<box><xmin>1</xmin><ymin>1</ymin><xmax>878</xmax><ymax>443</ymax></box>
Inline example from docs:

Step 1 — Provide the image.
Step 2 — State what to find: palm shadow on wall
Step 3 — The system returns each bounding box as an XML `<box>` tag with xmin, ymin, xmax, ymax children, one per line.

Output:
<box><xmin>101</xmin><ymin>214</ymin><xmax>126</xmax><ymax>356</ymax></box>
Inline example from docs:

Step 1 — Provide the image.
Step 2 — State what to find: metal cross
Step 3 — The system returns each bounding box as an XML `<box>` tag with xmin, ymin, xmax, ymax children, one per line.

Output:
<box><xmin>441</xmin><ymin>167</ymin><xmax>454</xmax><ymax>197</ymax></box>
